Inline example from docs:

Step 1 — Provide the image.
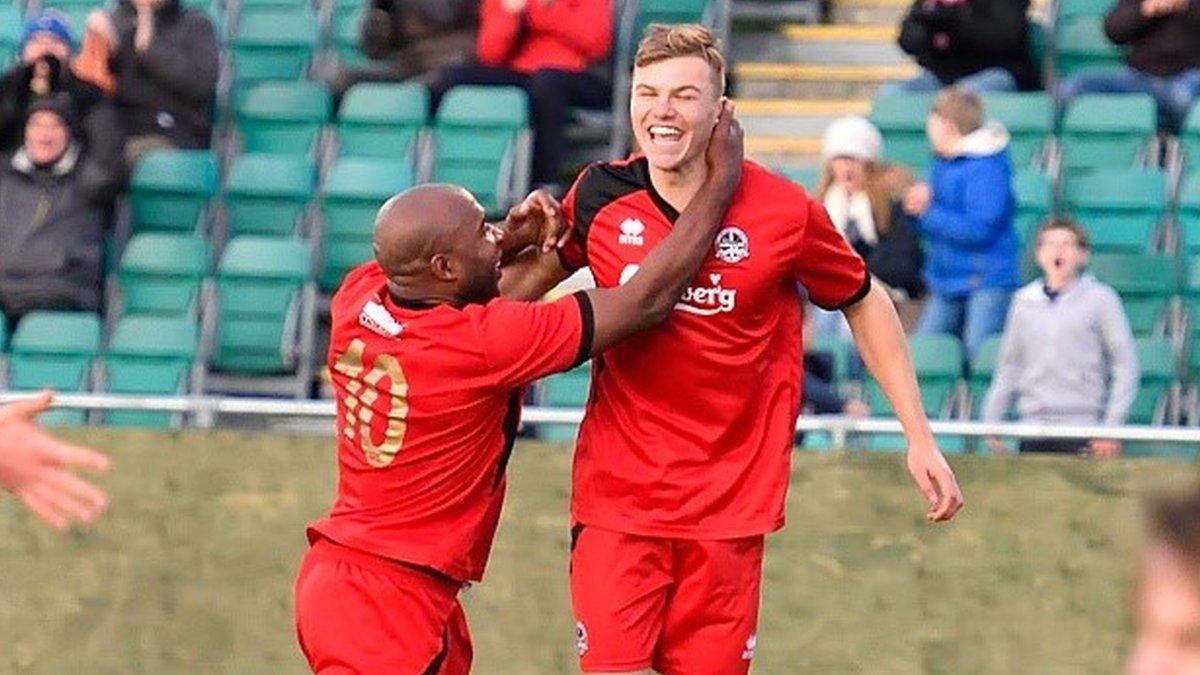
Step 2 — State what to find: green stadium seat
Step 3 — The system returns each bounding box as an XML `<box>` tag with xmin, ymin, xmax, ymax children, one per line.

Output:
<box><xmin>1012</xmin><ymin>168</ymin><xmax>1052</xmax><ymax>244</ymax></box>
<box><xmin>1055</xmin><ymin>0</ymin><xmax>1113</xmax><ymax>21</ymax></box>
<box><xmin>320</xmin><ymin>157</ymin><xmax>414</xmax><ymax>291</ymax></box>
<box><xmin>1089</xmin><ymin>252</ymin><xmax>1174</xmax><ymax>336</ymax></box>
<box><xmin>103</xmin><ymin>316</ymin><xmax>198</xmax><ymax>428</ymax></box>
<box><xmin>236</xmin><ymin>0</ymin><xmax>308</xmax><ymax>12</ymax></box>
<box><xmin>0</xmin><ymin>6</ymin><xmax>21</xmax><ymax>64</ymax></box>
<box><xmin>868</xmin><ymin>93</ymin><xmax>934</xmax><ymax>172</ymax></box>
<box><xmin>118</xmin><ymin>233</ymin><xmax>209</xmax><ymax>318</ymax></box>
<box><xmin>432</xmin><ymin>86</ymin><xmax>531</xmax><ymax>216</ymax></box>
<box><xmin>224</xmin><ymin>153</ymin><xmax>317</xmax><ymax>237</ymax></box>
<box><xmin>129</xmin><ymin>149</ymin><xmax>219</xmax><ymax>233</ymax></box>
<box><xmin>1128</xmin><ymin>336</ymin><xmax>1176</xmax><ymax>425</ymax></box>
<box><xmin>229</xmin><ymin>9</ymin><xmax>318</xmax><ymax>104</ymax></box>
<box><xmin>1183</xmin><ymin>106</ymin><xmax>1200</xmax><ymax>168</ymax></box>
<box><xmin>1054</xmin><ymin>17</ymin><xmax>1125</xmax><ymax>77</ymax></box>
<box><xmin>634</xmin><ymin>0</ymin><xmax>711</xmax><ymax>39</ymax></box>
<box><xmin>1063</xmin><ymin>168</ymin><xmax>1166</xmax><ymax>253</ymax></box>
<box><xmin>806</xmin><ymin>333</ymin><xmax>852</xmax><ymax>384</ymax></box>
<box><xmin>0</xmin><ymin>314</ymin><xmax>7</xmax><ymax>352</ymax></box>
<box><xmin>236</xmin><ymin>81</ymin><xmax>331</xmax><ymax>156</ymax></box>
<box><xmin>538</xmin><ymin>362</ymin><xmax>591</xmax><ymax>443</ymax></box>
<box><xmin>967</xmin><ymin>335</ymin><xmax>1005</xmax><ymax>421</ymax></box>
<box><xmin>1178</xmin><ymin>171</ymin><xmax>1200</xmax><ymax>255</ymax></box>
<box><xmin>213</xmin><ymin>236</ymin><xmax>311</xmax><ymax>374</ymax></box>
<box><xmin>864</xmin><ymin>335</ymin><xmax>964</xmax><ymax>452</ymax></box>
<box><xmin>1061</xmin><ymin>94</ymin><xmax>1156</xmax><ymax>174</ymax></box>
<box><xmin>981</xmin><ymin>92</ymin><xmax>1052</xmax><ymax>167</ymax></box>
<box><xmin>330</xmin><ymin>9</ymin><xmax>368</xmax><ymax>67</ymax></box>
<box><xmin>7</xmin><ymin>311</ymin><xmax>102</xmax><ymax>426</ymax></box>
<box><xmin>777</xmin><ymin>166</ymin><xmax>820</xmax><ymax>192</ymax></box>
<box><xmin>337</xmin><ymin>83</ymin><xmax>428</xmax><ymax>161</ymax></box>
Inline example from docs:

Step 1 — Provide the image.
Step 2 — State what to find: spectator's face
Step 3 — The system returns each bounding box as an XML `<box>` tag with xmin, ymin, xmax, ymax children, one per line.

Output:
<box><xmin>24</xmin><ymin>111</ymin><xmax>70</xmax><ymax>166</ymax></box>
<box><xmin>22</xmin><ymin>33</ymin><xmax>71</xmax><ymax>64</ymax></box>
<box><xmin>1035</xmin><ymin>228</ymin><xmax>1087</xmax><ymax>281</ymax></box>
<box><xmin>829</xmin><ymin>157</ymin><xmax>867</xmax><ymax>193</ymax></box>
<box><xmin>1128</xmin><ymin>544</ymin><xmax>1200</xmax><ymax>675</ymax></box>
<box><xmin>926</xmin><ymin>113</ymin><xmax>961</xmax><ymax>157</ymax></box>
<box><xmin>630</xmin><ymin>56</ymin><xmax>722</xmax><ymax>173</ymax></box>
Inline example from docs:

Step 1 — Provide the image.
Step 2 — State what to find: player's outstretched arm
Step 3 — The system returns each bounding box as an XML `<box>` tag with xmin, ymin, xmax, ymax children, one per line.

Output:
<box><xmin>585</xmin><ymin>101</ymin><xmax>743</xmax><ymax>355</ymax></box>
<box><xmin>843</xmin><ymin>285</ymin><xmax>964</xmax><ymax>522</ymax></box>
<box><xmin>0</xmin><ymin>392</ymin><xmax>110</xmax><ymax>530</ymax></box>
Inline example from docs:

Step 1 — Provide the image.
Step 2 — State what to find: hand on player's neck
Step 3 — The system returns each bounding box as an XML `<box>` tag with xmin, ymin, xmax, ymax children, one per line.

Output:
<box><xmin>649</xmin><ymin>159</ymin><xmax>709</xmax><ymax>214</ymax></box>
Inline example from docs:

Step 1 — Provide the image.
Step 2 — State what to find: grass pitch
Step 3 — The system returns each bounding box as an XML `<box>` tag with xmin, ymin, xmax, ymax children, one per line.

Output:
<box><xmin>0</xmin><ymin>430</ymin><xmax>1193</xmax><ymax>674</ymax></box>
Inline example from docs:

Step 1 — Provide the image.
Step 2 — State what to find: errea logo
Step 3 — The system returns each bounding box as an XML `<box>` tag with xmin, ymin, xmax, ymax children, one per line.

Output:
<box><xmin>618</xmin><ymin>218</ymin><xmax>645</xmax><ymax>246</ymax></box>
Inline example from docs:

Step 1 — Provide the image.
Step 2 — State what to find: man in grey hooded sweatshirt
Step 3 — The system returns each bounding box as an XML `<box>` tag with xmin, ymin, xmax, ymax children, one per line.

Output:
<box><xmin>982</xmin><ymin>217</ymin><xmax>1139</xmax><ymax>456</ymax></box>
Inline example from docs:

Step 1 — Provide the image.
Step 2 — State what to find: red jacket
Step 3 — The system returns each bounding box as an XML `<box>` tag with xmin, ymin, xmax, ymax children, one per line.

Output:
<box><xmin>476</xmin><ymin>0</ymin><xmax>613</xmax><ymax>74</ymax></box>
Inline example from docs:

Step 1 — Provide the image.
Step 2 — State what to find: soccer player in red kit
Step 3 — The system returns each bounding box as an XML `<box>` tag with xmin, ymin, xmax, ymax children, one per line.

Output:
<box><xmin>293</xmin><ymin>103</ymin><xmax>744</xmax><ymax>674</ymax></box>
<box><xmin>501</xmin><ymin>24</ymin><xmax>965</xmax><ymax>675</ymax></box>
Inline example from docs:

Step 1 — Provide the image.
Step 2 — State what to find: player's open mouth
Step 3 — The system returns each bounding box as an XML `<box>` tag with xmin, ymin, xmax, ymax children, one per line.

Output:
<box><xmin>647</xmin><ymin>125</ymin><xmax>683</xmax><ymax>145</ymax></box>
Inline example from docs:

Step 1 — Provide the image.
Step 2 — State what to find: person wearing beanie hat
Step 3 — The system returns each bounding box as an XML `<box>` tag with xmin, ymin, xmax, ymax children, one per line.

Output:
<box><xmin>812</xmin><ymin>117</ymin><xmax>925</xmax><ymax>320</ymax></box>
<box><xmin>0</xmin><ymin>11</ymin><xmax>123</xmax><ymax>185</ymax></box>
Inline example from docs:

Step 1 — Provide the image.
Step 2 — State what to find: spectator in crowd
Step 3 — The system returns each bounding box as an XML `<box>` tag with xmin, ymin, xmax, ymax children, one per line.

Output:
<box><xmin>0</xmin><ymin>11</ymin><xmax>123</xmax><ymax>176</ymax></box>
<box><xmin>885</xmin><ymin>0</ymin><xmax>1038</xmax><ymax>95</ymax></box>
<box><xmin>1057</xmin><ymin>0</ymin><xmax>1200</xmax><ymax>132</ymax></box>
<box><xmin>430</xmin><ymin>0</ymin><xmax>613</xmax><ymax>191</ymax></box>
<box><xmin>904</xmin><ymin>89</ymin><xmax>1018</xmax><ymax>361</ymax></box>
<box><xmin>84</xmin><ymin>0</ymin><xmax>219</xmax><ymax>167</ymax></box>
<box><xmin>0</xmin><ymin>392</ymin><xmax>109</xmax><ymax>531</ymax></box>
<box><xmin>982</xmin><ymin>218</ymin><xmax>1138</xmax><ymax>456</ymax></box>
<box><xmin>326</xmin><ymin>0</ymin><xmax>478</xmax><ymax>96</ymax></box>
<box><xmin>1129</xmin><ymin>486</ymin><xmax>1200</xmax><ymax>675</ymax></box>
<box><xmin>802</xmin><ymin>351</ymin><xmax>871</xmax><ymax>417</ymax></box>
<box><xmin>0</xmin><ymin>96</ymin><xmax>111</xmax><ymax>327</ymax></box>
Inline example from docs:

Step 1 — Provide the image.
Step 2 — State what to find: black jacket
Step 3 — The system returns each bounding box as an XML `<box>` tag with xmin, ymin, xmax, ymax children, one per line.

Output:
<box><xmin>109</xmin><ymin>0</ymin><xmax>219</xmax><ymax>148</ymax></box>
<box><xmin>0</xmin><ymin>58</ymin><xmax>123</xmax><ymax>173</ymax></box>
<box><xmin>359</xmin><ymin>0</ymin><xmax>478</xmax><ymax>79</ymax></box>
<box><xmin>1105</xmin><ymin>0</ymin><xmax>1200</xmax><ymax>77</ymax></box>
<box><xmin>898</xmin><ymin>0</ymin><xmax>1039</xmax><ymax>90</ymax></box>
<box><xmin>0</xmin><ymin>146</ymin><xmax>108</xmax><ymax>315</ymax></box>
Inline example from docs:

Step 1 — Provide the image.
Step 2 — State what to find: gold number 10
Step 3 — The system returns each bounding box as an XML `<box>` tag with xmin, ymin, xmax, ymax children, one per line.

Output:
<box><xmin>332</xmin><ymin>338</ymin><xmax>409</xmax><ymax>467</ymax></box>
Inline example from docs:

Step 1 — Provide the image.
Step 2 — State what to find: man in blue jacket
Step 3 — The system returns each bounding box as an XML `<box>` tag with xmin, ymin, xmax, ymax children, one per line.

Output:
<box><xmin>903</xmin><ymin>88</ymin><xmax>1018</xmax><ymax>361</ymax></box>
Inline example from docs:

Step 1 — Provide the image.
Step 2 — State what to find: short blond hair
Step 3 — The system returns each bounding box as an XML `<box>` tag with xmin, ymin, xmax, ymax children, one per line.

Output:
<box><xmin>931</xmin><ymin>88</ymin><xmax>983</xmax><ymax>135</ymax></box>
<box><xmin>634</xmin><ymin>23</ymin><xmax>726</xmax><ymax>94</ymax></box>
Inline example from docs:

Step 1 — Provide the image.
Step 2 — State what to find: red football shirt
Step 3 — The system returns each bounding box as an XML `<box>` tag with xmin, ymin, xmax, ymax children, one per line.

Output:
<box><xmin>308</xmin><ymin>262</ymin><xmax>593</xmax><ymax>582</ymax></box>
<box><xmin>559</xmin><ymin>157</ymin><xmax>869</xmax><ymax>539</ymax></box>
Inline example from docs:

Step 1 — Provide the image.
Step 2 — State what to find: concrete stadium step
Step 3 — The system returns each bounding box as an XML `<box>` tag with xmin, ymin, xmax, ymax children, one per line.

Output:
<box><xmin>733</xmin><ymin>62</ymin><xmax>917</xmax><ymax>99</ymax></box>
<box><xmin>736</xmin><ymin>97</ymin><xmax>871</xmax><ymax>138</ymax></box>
<box><xmin>731</xmin><ymin>23</ymin><xmax>906</xmax><ymax>65</ymax></box>
<box><xmin>745</xmin><ymin>136</ymin><xmax>825</xmax><ymax>167</ymax></box>
<box><xmin>832</xmin><ymin>0</ymin><xmax>910</xmax><ymax>24</ymax></box>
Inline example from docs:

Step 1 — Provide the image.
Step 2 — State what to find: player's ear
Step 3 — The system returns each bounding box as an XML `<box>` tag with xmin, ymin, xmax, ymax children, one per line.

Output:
<box><xmin>429</xmin><ymin>253</ymin><xmax>457</xmax><ymax>282</ymax></box>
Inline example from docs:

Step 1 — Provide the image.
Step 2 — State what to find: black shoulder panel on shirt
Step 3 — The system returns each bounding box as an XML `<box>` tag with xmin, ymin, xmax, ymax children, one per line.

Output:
<box><xmin>572</xmin><ymin>158</ymin><xmax>650</xmax><ymax>262</ymax></box>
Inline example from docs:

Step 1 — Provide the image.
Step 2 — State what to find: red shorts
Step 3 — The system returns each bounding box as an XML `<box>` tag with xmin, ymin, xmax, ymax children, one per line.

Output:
<box><xmin>569</xmin><ymin>524</ymin><xmax>765</xmax><ymax>674</ymax></box>
<box><xmin>294</xmin><ymin>537</ymin><xmax>472</xmax><ymax>674</ymax></box>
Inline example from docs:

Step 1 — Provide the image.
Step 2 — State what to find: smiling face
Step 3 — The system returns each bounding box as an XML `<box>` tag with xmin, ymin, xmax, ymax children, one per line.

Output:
<box><xmin>630</xmin><ymin>55</ymin><xmax>722</xmax><ymax>174</ymax></box>
<box><xmin>24</xmin><ymin>110</ymin><xmax>69</xmax><ymax>167</ymax></box>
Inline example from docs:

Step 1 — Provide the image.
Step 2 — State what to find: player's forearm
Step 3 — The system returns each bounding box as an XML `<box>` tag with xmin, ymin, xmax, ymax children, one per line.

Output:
<box><xmin>844</xmin><ymin>284</ymin><xmax>936</xmax><ymax>448</ymax></box>
<box><xmin>499</xmin><ymin>248</ymin><xmax>570</xmax><ymax>302</ymax></box>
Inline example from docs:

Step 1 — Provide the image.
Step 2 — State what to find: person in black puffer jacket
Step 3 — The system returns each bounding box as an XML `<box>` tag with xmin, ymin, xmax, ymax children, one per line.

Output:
<box><xmin>0</xmin><ymin>95</ymin><xmax>114</xmax><ymax>327</ymax></box>
<box><xmin>86</xmin><ymin>0</ymin><xmax>218</xmax><ymax>166</ymax></box>
<box><xmin>1058</xmin><ymin>0</ymin><xmax>1200</xmax><ymax>132</ymax></box>
<box><xmin>883</xmin><ymin>0</ymin><xmax>1038</xmax><ymax>96</ymax></box>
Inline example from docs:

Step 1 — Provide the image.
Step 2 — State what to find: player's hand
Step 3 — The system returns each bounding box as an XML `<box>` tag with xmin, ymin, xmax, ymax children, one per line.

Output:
<box><xmin>502</xmin><ymin>189</ymin><xmax>566</xmax><ymax>255</ymax></box>
<box><xmin>1088</xmin><ymin>438</ymin><xmax>1122</xmax><ymax>458</ymax></box>
<box><xmin>704</xmin><ymin>99</ymin><xmax>743</xmax><ymax>200</ymax></box>
<box><xmin>0</xmin><ymin>392</ymin><xmax>110</xmax><ymax>531</ymax></box>
<box><xmin>985</xmin><ymin>436</ymin><xmax>1010</xmax><ymax>455</ymax></box>
<box><xmin>906</xmin><ymin>441</ymin><xmax>963</xmax><ymax>522</ymax></box>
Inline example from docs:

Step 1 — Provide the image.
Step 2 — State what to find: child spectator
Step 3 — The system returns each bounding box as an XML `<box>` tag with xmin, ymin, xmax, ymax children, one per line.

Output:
<box><xmin>982</xmin><ymin>218</ymin><xmax>1138</xmax><ymax>456</ymax></box>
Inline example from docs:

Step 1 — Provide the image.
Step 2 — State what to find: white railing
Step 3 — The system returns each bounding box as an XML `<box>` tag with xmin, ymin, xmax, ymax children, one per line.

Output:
<box><xmin>2</xmin><ymin>392</ymin><xmax>1199</xmax><ymax>449</ymax></box>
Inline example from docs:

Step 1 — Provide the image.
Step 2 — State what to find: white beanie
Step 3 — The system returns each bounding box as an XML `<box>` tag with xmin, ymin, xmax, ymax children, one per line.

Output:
<box><xmin>821</xmin><ymin>116</ymin><xmax>883</xmax><ymax>162</ymax></box>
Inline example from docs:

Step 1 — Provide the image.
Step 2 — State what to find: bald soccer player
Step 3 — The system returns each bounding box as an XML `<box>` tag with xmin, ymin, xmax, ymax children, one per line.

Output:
<box><xmin>292</xmin><ymin>103</ymin><xmax>743</xmax><ymax>674</ymax></box>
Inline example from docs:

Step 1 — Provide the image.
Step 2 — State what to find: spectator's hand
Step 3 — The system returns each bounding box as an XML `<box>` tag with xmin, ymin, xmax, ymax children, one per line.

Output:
<box><xmin>842</xmin><ymin>399</ymin><xmax>870</xmax><ymax>418</ymax></box>
<box><xmin>1089</xmin><ymin>438</ymin><xmax>1122</xmax><ymax>458</ymax></box>
<box><xmin>906</xmin><ymin>439</ymin><xmax>964</xmax><ymax>522</ymax></box>
<box><xmin>704</xmin><ymin>99</ymin><xmax>744</xmax><ymax>200</ymax></box>
<box><xmin>1141</xmin><ymin>0</ymin><xmax>1188</xmax><ymax>16</ymax></box>
<box><xmin>501</xmin><ymin>0</ymin><xmax>527</xmax><ymax>13</ymax></box>
<box><xmin>29</xmin><ymin>56</ymin><xmax>59</xmax><ymax>96</ymax></box>
<box><xmin>0</xmin><ymin>392</ymin><xmax>110</xmax><ymax>531</ymax></box>
<box><xmin>134</xmin><ymin>2</ymin><xmax>156</xmax><ymax>53</ymax></box>
<box><xmin>502</xmin><ymin>189</ymin><xmax>566</xmax><ymax>254</ymax></box>
<box><xmin>903</xmin><ymin>183</ymin><xmax>932</xmax><ymax>217</ymax></box>
<box><xmin>87</xmin><ymin>10</ymin><xmax>118</xmax><ymax>48</ymax></box>
<box><xmin>985</xmin><ymin>436</ymin><xmax>1010</xmax><ymax>455</ymax></box>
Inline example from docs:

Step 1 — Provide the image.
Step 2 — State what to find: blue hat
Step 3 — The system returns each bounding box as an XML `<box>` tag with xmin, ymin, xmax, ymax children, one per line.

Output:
<box><xmin>21</xmin><ymin>11</ymin><xmax>76</xmax><ymax>51</ymax></box>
